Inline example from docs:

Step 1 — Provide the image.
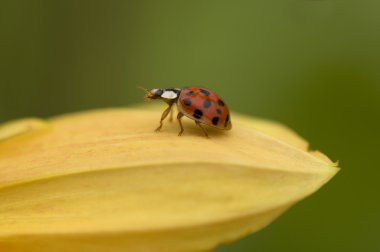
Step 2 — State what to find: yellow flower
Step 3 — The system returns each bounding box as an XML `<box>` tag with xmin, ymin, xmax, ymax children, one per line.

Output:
<box><xmin>0</xmin><ymin>106</ymin><xmax>339</xmax><ymax>252</ymax></box>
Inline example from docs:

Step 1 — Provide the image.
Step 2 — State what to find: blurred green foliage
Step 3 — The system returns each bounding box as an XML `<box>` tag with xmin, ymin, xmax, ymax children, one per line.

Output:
<box><xmin>1</xmin><ymin>1</ymin><xmax>379</xmax><ymax>251</ymax></box>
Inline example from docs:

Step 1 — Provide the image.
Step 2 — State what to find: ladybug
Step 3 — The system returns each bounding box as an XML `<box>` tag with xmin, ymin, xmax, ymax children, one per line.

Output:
<box><xmin>142</xmin><ymin>87</ymin><xmax>232</xmax><ymax>137</ymax></box>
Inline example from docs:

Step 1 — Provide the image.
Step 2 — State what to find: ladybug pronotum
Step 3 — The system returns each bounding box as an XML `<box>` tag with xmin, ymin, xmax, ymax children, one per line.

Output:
<box><xmin>142</xmin><ymin>87</ymin><xmax>232</xmax><ymax>137</ymax></box>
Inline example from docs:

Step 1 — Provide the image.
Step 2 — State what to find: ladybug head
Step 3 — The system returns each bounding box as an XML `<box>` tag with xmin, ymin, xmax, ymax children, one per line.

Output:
<box><xmin>138</xmin><ymin>87</ymin><xmax>163</xmax><ymax>101</ymax></box>
<box><xmin>139</xmin><ymin>87</ymin><xmax>181</xmax><ymax>101</ymax></box>
<box><xmin>145</xmin><ymin>88</ymin><xmax>164</xmax><ymax>100</ymax></box>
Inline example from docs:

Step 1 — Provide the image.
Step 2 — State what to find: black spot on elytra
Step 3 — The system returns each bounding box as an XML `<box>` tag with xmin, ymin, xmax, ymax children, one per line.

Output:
<box><xmin>212</xmin><ymin>117</ymin><xmax>219</xmax><ymax>126</ymax></box>
<box><xmin>203</xmin><ymin>99</ymin><xmax>211</xmax><ymax>108</ymax></box>
<box><xmin>216</xmin><ymin>108</ymin><xmax>222</xmax><ymax>115</ymax></box>
<box><xmin>183</xmin><ymin>98</ymin><xmax>191</xmax><ymax>106</ymax></box>
<box><xmin>224</xmin><ymin>114</ymin><xmax>230</xmax><ymax>127</ymax></box>
<box><xmin>186</xmin><ymin>91</ymin><xmax>194</xmax><ymax>96</ymax></box>
<box><xmin>217</xmin><ymin>99</ymin><xmax>225</xmax><ymax>106</ymax></box>
<box><xmin>193</xmin><ymin>109</ymin><xmax>203</xmax><ymax>119</ymax></box>
<box><xmin>200</xmin><ymin>89</ymin><xmax>210</xmax><ymax>96</ymax></box>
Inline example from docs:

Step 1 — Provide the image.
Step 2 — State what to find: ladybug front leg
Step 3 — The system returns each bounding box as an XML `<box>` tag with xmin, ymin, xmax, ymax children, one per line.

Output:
<box><xmin>177</xmin><ymin>112</ymin><xmax>184</xmax><ymax>136</ymax></box>
<box><xmin>155</xmin><ymin>103</ymin><xmax>173</xmax><ymax>132</ymax></box>
<box><xmin>169</xmin><ymin>105</ymin><xmax>174</xmax><ymax>122</ymax></box>
<box><xmin>195</xmin><ymin>121</ymin><xmax>209</xmax><ymax>138</ymax></box>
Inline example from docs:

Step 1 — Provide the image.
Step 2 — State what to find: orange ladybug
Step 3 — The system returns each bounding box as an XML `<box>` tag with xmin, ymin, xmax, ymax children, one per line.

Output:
<box><xmin>143</xmin><ymin>87</ymin><xmax>232</xmax><ymax>137</ymax></box>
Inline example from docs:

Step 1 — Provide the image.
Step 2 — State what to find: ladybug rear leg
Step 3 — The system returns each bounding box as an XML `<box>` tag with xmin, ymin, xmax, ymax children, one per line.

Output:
<box><xmin>177</xmin><ymin>112</ymin><xmax>184</xmax><ymax>136</ymax></box>
<box><xmin>155</xmin><ymin>103</ymin><xmax>173</xmax><ymax>132</ymax></box>
<box><xmin>195</xmin><ymin>121</ymin><xmax>209</xmax><ymax>138</ymax></box>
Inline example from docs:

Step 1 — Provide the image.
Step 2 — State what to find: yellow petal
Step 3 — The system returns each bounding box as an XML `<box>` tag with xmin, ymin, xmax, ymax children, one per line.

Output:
<box><xmin>0</xmin><ymin>106</ymin><xmax>339</xmax><ymax>252</ymax></box>
<box><xmin>0</xmin><ymin>118</ymin><xmax>48</xmax><ymax>142</ymax></box>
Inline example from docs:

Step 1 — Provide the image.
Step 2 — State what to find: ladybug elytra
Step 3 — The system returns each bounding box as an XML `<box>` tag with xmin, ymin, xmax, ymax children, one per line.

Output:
<box><xmin>142</xmin><ymin>87</ymin><xmax>232</xmax><ymax>137</ymax></box>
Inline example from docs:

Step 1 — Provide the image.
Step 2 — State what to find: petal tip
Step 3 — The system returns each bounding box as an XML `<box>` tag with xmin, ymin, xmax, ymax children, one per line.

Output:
<box><xmin>0</xmin><ymin>118</ymin><xmax>49</xmax><ymax>143</ymax></box>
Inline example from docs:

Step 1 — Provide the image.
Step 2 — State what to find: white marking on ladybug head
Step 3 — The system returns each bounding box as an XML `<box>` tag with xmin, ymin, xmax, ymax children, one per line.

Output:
<box><xmin>161</xmin><ymin>90</ymin><xmax>178</xmax><ymax>99</ymax></box>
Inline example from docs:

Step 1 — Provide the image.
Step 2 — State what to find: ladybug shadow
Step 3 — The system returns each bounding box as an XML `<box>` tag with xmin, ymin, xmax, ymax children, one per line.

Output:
<box><xmin>179</xmin><ymin>120</ymin><xmax>230</xmax><ymax>138</ymax></box>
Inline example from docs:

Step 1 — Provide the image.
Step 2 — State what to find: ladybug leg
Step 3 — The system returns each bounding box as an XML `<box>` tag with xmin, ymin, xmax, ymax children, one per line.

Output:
<box><xmin>155</xmin><ymin>103</ymin><xmax>173</xmax><ymax>132</ymax></box>
<box><xmin>177</xmin><ymin>112</ymin><xmax>184</xmax><ymax>136</ymax></box>
<box><xmin>169</xmin><ymin>105</ymin><xmax>174</xmax><ymax>122</ymax></box>
<box><xmin>195</xmin><ymin>121</ymin><xmax>209</xmax><ymax>138</ymax></box>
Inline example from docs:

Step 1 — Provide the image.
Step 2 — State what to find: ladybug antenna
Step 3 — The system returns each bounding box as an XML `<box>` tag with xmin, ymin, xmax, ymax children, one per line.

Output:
<box><xmin>137</xmin><ymin>86</ymin><xmax>149</xmax><ymax>93</ymax></box>
<box><xmin>137</xmin><ymin>86</ymin><xmax>152</xmax><ymax>101</ymax></box>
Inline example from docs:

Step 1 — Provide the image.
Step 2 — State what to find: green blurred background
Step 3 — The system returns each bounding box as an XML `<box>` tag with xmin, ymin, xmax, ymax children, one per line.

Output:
<box><xmin>1</xmin><ymin>0</ymin><xmax>379</xmax><ymax>251</ymax></box>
